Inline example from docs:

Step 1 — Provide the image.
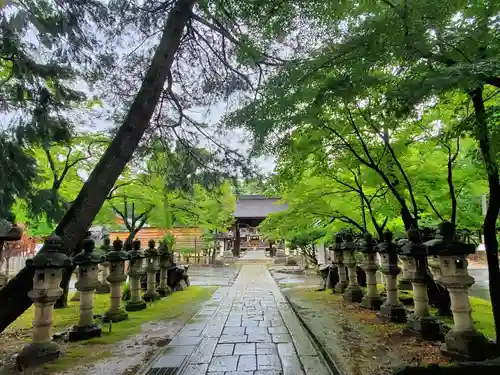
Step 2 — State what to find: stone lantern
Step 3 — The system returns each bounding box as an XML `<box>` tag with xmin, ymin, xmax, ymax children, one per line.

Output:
<box><xmin>333</xmin><ymin>233</ymin><xmax>348</xmax><ymax>293</ymax></box>
<box><xmin>103</xmin><ymin>238</ymin><xmax>130</xmax><ymax>323</ymax></box>
<box><xmin>126</xmin><ymin>239</ymin><xmax>147</xmax><ymax>312</ymax></box>
<box><xmin>397</xmin><ymin>238</ymin><xmax>413</xmax><ymax>291</ymax></box>
<box><xmin>17</xmin><ymin>234</ymin><xmax>71</xmax><ymax>369</ymax></box>
<box><xmin>401</xmin><ymin>228</ymin><xmax>440</xmax><ymax>340</ymax></box>
<box><xmin>96</xmin><ymin>237</ymin><xmax>111</xmax><ymax>294</ymax></box>
<box><xmin>143</xmin><ymin>239</ymin><xmax>160</xmax><ymax>302</ymax></box>
<box><xmin>342</xmin><ymin>232</ymin><xmax>363</xmax><ymax>303</ymax></box>
<box><xmin>0</xmin><ymin>216</ymin><xmax>22</xmax><ymax>288</ymax></box>
<box><xmin>69</xmin><ymin>236</ymin><xmax>106</xmax><ymax>341</ymax></box>
<box><xmin>425</xmin><ymin>222</ymin><xmax>490</xmax><ymax>360</ymax></box>
<box><xmin>359</xmin><ymin>232</ymin><xmax>382</xmax><ymax>310</ymax></box>
<box><xmin>157</xmin><ymin>241</ymin><xmax>173</xmax><ymax>297</ymax></box>
<box><xmin>377</xmin><ymin>230</ymin><xmax>406</xmax><ymax>322</ymax></box>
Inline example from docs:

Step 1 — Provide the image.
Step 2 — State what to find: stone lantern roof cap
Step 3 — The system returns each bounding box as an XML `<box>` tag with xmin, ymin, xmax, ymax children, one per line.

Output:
<box><xmin>157</xmin><ymin>242</ymin><xmax>170</xmax><ymax>256</ymax></box>
<box><xmin>401</xmin><ymin>228</ymin><xmax>427</xmax><ymax>256</ymax></box>
<box><xmin>340</xmin><ymin>232</ymin><xmax>357</xmax><ymax>251</ymax></box>
<box><xmin>73</xmin><ymin>237</ymin><xmax>106</xmax><ymax>265</ymax></box>
<box><xmin>129</xmin><ymin>239</ymin><xmax>146</xmax><ymax>259</ymax></box>
<box><xmin>124</xmin><ymin>239</ymin><xmax>133</xmax><ymax>252</ymax></box>
<box><xmin>333</xmin><ymin>233</ymin><xmax>343</xmax><ymax>250</ymax></box>
<box><xmin>106</xmin><ymin>237</ymin><xmax>130</xmax><ymax>261</ymax></box>
<box><xmin>0</xmin><ymin>214</ymin><xmax>22</xmax><ymax>241</ymax></box>
<box><xmin>26</xmin><ymin>234</ymin><xmax>71</xmax><ymax>269</ymax></box>
<box><xmin>145</xmin><ymin>239</ymin><xmax>158</xmax><ymax>257</ymax></box>
<box><xmin>359</xmin><ymin>232</ymin><xmax>378</xmax><ymax>253</ymax></box>
<box><xmin>424</xmin><ymin>221</ymin><xmax>475</xmax><ymax>256</ymax></box>
<box><xmin>377</xmin><ymin>230</ymin><xmax>397</xmax><ymax>254</ymax></box>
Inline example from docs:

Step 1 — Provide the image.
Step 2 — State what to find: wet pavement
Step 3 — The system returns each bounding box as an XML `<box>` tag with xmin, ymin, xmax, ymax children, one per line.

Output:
<box><xmin>139</xmin><ymin>264</ymin><xmax>330</xmax><ymax>375</ymax></box>
<box><xmin>188</xmin><ymin>267</ymin><xmax>240</xmax><ymax>287</ymax></box>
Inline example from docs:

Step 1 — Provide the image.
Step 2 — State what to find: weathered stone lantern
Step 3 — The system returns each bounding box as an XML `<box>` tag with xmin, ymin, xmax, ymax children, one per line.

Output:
<box><xmin>96</xmin><ymin>237</ymin><xmax>111</xmax><ymax>294</ymax></box>
<box><xmin>69</xmin><ymin>236</ymin><xmax>106</xmax><ymax>341</ymax></box>
<box><xmin>17</xmin><ymin>234</ymin><xmax>71</xmax><ymax>369</ymax></box>
<box><xmin>333</xmin><ymin>233</ymin><xmax>348</xmax><ymax>293</ymax></box>
<box><xmin>143</xmin><ymin>239</ymin><xmax>160</xmax><ymax>302</ymax></box>
<box><xmin>157</xmin><ymin>241</ymin><xmax>173</xmax><ymax>297</ymax></box>
<box><xmin>126</xmin><ymin>239</ymin><xmax>147</xmax><ymax>312</ymax></box>
<box><xmin>359</xmin><ymin>232</ymin><xmax>382</xmax><ymax>310</ymax></box>
<box><xmin>425</xmin><ymin>222</ymin><xmax>490</xmax><ymax>360</ymax></box>
<box><xmin>397</xmin><ymin>238</ymin><xmax>413</xmax><ymax>291</ymax></box>
<box><xmin>342</xmin><ymin>232</ymin><xmax>363</xmax><ymax>303</ymax></box>
<box><xmin>0</xmin><ymin>216</ymin><xmax>22</xmax><ymax>288</ymax></box>
<box><xmin>401</xmin><ymin>228</ymin><xmax>440</xmax><ymax>340</ymax></box>
<box><xmin>377</xmin><ymin>230</ymin><xmax>406</xmax><ymax>322</ymax></box>
<box><xmin>103</xmin><ymin>237</ymin><xmax>130</xmax><ymax>323</ymax></box>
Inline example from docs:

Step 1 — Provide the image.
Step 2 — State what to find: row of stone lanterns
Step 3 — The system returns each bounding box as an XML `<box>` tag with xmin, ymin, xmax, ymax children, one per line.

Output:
<box><xmin>327</xmin><ymin>223</ymin><xmax>489</xmax><ymax>361</ymax></box>
<box><xmin>17</xmin><ymin>234</ymin><xmax>179</xmax><ymax>370</ymax></box>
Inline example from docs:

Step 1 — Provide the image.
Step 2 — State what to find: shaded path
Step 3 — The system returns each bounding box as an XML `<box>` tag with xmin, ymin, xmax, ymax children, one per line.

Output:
<box><xmin>141</xmin><ymin>265</ymin><xmax>330</xmax><ymax>375</ymax></box>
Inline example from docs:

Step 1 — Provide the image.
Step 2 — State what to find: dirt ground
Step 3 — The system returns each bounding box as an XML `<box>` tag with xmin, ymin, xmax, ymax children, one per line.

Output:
<box><xmin>282</xmin><ymin>287</ymin><xmax>451</xmax><ymax>375</ymax></box>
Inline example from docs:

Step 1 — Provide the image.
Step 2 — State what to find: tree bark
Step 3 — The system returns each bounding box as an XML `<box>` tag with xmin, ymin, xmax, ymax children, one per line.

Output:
<box><xmin>470</xmin><ymin>87</ymin><xmax>500</xmax><ymax>344</ymax></box>
<box><xmin>0</xmin><ymin>0</ymin><xmax>197</xmax><ymax>333</ymax></box>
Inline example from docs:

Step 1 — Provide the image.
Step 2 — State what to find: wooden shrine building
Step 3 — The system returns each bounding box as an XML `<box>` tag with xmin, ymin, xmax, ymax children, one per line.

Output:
<box><xmin>231</xmin><ymin>195</ymin><xmax>287</xmax><ymax>255</ymax></box>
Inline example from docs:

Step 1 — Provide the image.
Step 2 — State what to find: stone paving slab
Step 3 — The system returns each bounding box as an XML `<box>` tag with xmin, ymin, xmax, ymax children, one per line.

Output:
<box><xmin>139</xmin><ymin>265</ymin><xmax>331</xmax><ymax>375</ymax></box>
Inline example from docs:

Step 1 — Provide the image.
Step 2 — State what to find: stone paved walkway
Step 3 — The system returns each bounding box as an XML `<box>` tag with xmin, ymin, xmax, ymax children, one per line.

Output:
<box><xmin>140</xmin><ymin>265</ymin><xmax>330</xmax><ymax>375</ymax></box>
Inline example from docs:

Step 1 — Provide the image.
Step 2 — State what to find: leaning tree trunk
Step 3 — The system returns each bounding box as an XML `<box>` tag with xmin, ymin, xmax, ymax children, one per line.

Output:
<box><xmin>0</xmin><ymin>0</ymin><xmax>197</xmax><ymax>333</ymax></box>
<box><xmin>471</xmin><ymin>87</ymin><xmax>500</xmax><ymax>345</ymax></box>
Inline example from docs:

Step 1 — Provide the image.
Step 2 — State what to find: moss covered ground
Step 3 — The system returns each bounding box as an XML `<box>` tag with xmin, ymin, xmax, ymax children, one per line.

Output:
<box><xmin>2</xmin><ymin>286</ymin><xmax>217</xmax><ymax>374</ymax></box>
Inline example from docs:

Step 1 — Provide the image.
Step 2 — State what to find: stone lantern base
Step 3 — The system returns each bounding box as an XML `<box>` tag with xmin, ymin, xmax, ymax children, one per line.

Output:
<box><xmin>126</xmin><ymin>298</ymin><xmax>147</xmax><ymax>312</ymax></box>
<box><xmin>377</xmin><ymin>303</ymin><xmax>407</xmax><ymax>323</ymax></box>
<box><xmin>17</xmin><ymin>342</ymin><xmax>61</xmax><ymax>369</ymax></box>
<box><xmin>103</xmin><ymin>308</ymin><xmax>128</xmax><ymax>323</ymax></box>
<box><xmin>157</xmin><ymin>285</ymin><xmax>173</xmax><ymax>297</ymax></box>
<box><xmin>398</xmin><ymin>278</ymin><xmax>412</xmax><ymax>290</ymax></box>
<box><xmin>69</xmin><ymin>324</ymin><xmax>102</xmax><ymax>341</ymax></box>
<box><xmin>343</xmin><ymin>286</ymin><xmax>364</xmax><ymax>303</ymax></box>
<box><xmin>143</xmin><ymin>291</ymin><xmax>161</xmax><ymax>302</ymax></box>
<box><xmin>441</xmin><ymin>329</ymin><xmax>492</xmax><ymax>361</ymax></box>
<box><xmin>407</xmin><ymin>314</ymin><xmax>441</xmax><ymax>341</ymax></box>
<box><xmin>360</xmin><ymin>295</ymin><xmax>383</xmax><ymax>310</ymax></box>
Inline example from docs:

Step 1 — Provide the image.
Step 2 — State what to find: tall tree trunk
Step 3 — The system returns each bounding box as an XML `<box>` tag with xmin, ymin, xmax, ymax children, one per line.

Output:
<box><xmin>54</xmin><ymin>265</ymin><xmax>76</xmax><ymax>309</ymax></box>
<box><xmin>233</xmin><ymin>223</ymin><xmax>241</xmax><ymax>257</ymax></box>
<box><xmin>470</xmin><ymin>87</ymin><xmax>500</xmax><ymax>344</ymax></box>
<box><xmin>0</xmin><ymin>0</ymin><xmax>197</xmax><ymax>333</ymax></box>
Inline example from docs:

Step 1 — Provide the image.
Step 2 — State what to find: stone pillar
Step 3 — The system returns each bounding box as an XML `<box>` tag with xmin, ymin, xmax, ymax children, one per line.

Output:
<box><xmin>425</xmin><ymin>222</ymin><xmax>489</xmax><ymax>360</ymax></box>
<box><xmin>274</xmin><ymin>240</ymin><xmax>286</xmax><ymax>265</ymax></box>
<box><xmin>0</xmin><ymin>219</ymin><xmax>22</xmax><ymax>289</ymax></box>
<box><xmin>17</xmin><ymin>234</ymin><xmax>70</xmax><ymax>369</ymax></box>
<box><xmin>402</xmin><ymin>228</ymin><xmax>440</xmax><ymax>340</ymax></box>
<box><xmin>316</xmin><ymin>243</ymin><xmax>327</xmax><ymax>265</ymax></box>
<box><xmin>398</xmin><ymin>253</ymin><xmax>413</xmax><ymax>290</ymax></box>
<box><xmin>359</xmin><ymin>233</ymin><xmax>383</xmax><ymax>310</ymax></box>
<box><xmin>377</xmin><ymin>230</ymin><xmax>406</xmax><ymax>322</ymax></box>
<box><xmin>223</xmin><ymin>238</ymin><xmax>235</xmax><ymax>263</ymax></box>
<box><xmin>126</xmin><ymin>239</ymin><xmax>147</xmax><ymax>311</ymax></box>
<box><xmin>333</xmin><ymin>233</ymin><xmax>348</xmax><ymax>293</ymax></box>
<box><xmin>96</xmin><ymin>237</ymin><xmax>111</xmax><ymax>294</ymax></box>
<box><xmin>157</xmin><ymin>241</ymin><xmax>173</xmax><ymax>297</ymax></box>
<box><xmin>143</xmin><ymin>239</ymin><xmax>160</xmax><ymax>302</ymax></box>
<box><xmin>69</xmin><ymin>236</ymin><xmax>105</xmax><ymax>341</ymax></box>
<box><xmin>342</xmin><ymin>232</ymin><xmax>363</xmax><ymax>303</ymax></box>
<box><xmin>103</xmin><ymin>238</ymin><xmax>130</xmax><ymax>323</ymax></box>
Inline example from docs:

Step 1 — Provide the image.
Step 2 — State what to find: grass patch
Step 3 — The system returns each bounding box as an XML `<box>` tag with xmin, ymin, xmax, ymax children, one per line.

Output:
<box><xmin>8</xmin><ymin>286</ymin><xmax>217</xmax><ymax>374</ymax></box>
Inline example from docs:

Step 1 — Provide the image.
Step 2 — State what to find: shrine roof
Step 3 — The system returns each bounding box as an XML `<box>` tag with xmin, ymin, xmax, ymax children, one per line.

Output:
<box><xmin>234</xmin><ymin>195</ymin><xmax>287</xmax><ymax>219</ymax></box>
